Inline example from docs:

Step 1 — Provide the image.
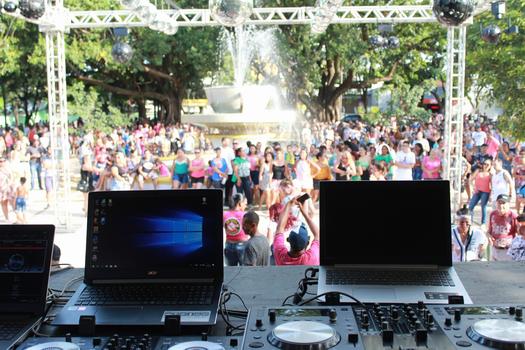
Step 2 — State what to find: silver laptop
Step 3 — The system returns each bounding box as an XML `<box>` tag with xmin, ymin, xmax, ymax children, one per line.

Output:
<box><xmin>0</xmin><ymin>225</ymin><xmax>55</xmax><ymax>350</ymax></box>
<box><xmin>318</xmin><ymin>180</ymin><xmax>472</xmax><ymax>304</ymax></box>
<box><xmin>53</xmin><ymin>189</ymin><xmax>223</xmax><ymax>326</ymax></box>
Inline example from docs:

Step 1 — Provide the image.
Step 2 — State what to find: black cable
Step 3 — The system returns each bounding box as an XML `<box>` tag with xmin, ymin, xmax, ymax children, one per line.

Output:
<box><xmin>219</xmin><ymin>290</ymin><xmax>248</xmax><ymax>334</ymax></box>
<box><xmin>281</xmin><ymin>294</ymin><xmax>295</xmax><ymax>306</ymax></box>
<box><xmin>298</xmin><ymin>291</ymin><xmax>367</xmax><ymax>309</ymax></box>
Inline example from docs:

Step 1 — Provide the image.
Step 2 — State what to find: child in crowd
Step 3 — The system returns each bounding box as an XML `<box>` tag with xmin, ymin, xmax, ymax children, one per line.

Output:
<box><xmin>507</xmin><ymin>214</ymin><xmax>525</xmax><ymax>261</ymax></box>
<box><xmin>15</xmin><ymin>177</ymin><xmax>29</xmax><ymax>224</ymax></box>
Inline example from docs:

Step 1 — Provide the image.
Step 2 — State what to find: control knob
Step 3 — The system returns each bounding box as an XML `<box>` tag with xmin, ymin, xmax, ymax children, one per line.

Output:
<box><xmin>444</xmin><ymin>318</ymin><xmax>452</xmax><ymax>327</ymax></box>
<box><xmin>454</xmin><ymin>309</ymin><xmax>462</xmax><ymax>322</ymax></box>
<box><xmin>329</xmin><ymin>309</ymin><xmax>337</xmax><ymax>323</ymax></box>
<box><xmin>269</xmin><ymin>310</ymin><xmax>276</xmax><ymax>323</ymax></box>
<box><xmin>516</xmin><ymin>308</ymin><xmax>523</xmax><ymax>321</ymax></box>
<box><xmin>391</xmin><ymin>308</ymin><xmax>399</xmax><ymax>320</ymax></box>
<box><xmin>348</xmin><ymin>333</ymin><xmax>359</xmax><ymax>344</ymax></box>
<box><xmin>427</xmin><ymin>314</ymin><xmax>435</xmax><ymax>326</ymax></box>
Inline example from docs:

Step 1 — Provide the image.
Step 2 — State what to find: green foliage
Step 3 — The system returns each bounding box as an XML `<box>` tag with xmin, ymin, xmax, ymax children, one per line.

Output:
<box><xmin>384</xmin><ymin>81</ymin><xmax>433</xmax><ymax>121</ymax></box>
<box><xmin>0</xmin><ymin>17</ymin><xmax>47</xmax><ymax>124</ymax></box>
<box><xmin>360</xmin><ymin>106</ymin><xmax>388</xmax><ymax>126</ymax></box>
<box><xmin>68</xmin><ymin>82</ymin><xmax>136</xmax><ymax>133</ymax></box>
<box><xmin>466</xmin><ymin>0</ymin><xmax>525</xmax><ymax>140</ymax></box>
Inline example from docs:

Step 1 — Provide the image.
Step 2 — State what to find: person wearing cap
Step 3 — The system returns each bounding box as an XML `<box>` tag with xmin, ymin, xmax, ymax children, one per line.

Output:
<box><xmin>507</xmin><ymin>214</ymin><xmax>525</xmax><ymax>261</ymax></box>
<box><xmin>451</xmin><ymin>206</ymin><xmax>487</xmax><ymax>262</ymax></box>
<box><xmin>273</xmin><ymin>196</ymin><xmax>319</xmax><ymax>266</ymax></box>
<box><xmin>487</xmin><ymin>194</ymin><xmax>518</xmax><ymax>261</ymax></box>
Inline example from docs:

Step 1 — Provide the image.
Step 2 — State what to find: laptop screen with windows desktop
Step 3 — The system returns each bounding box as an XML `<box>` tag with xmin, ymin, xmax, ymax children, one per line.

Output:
<box><xmin>84</xmin><ymin>190</ymin><xmax>223</xmax><ymax>282</ymax></box>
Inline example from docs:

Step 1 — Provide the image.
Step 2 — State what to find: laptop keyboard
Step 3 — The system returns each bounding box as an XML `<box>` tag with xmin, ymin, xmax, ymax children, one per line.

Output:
<box><xmin>326</xmin><ymin>270</ymin><xmax>455</xmax><ymax>287</ymax></box>
<box><xmin>75</xmin><ymin>284</ymin><xmax>215</xmax><ymax>306</ymax></box>
<box><xmin>0</xmin><ymin>319</ymin><xmax>27</xmax><ymax>340</ymax></box>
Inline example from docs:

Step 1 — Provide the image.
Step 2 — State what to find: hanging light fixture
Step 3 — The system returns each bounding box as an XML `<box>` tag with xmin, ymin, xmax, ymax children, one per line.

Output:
<box><xmin>112</xmin><ymin>28</ymin><xmax>134</xmax><ymax>64</ymax></box>
<box><xmin>3</xmin><ymin>0</ymin><xmax>18</xmax><ymax>13</ymax></box>
<box><xmin>432</xmin><ymin>0</ymin><xmax>476</xmax><ymax>26</ymax></box>
<box><xmin>209</xmin><ymin>0</ymin><xmax>254</xmax><ymax>27</ymax></box>
<box><xmin>19</xmin><ymin>0</ymin><xmax>45</xmax><ymax>19</ymax></box>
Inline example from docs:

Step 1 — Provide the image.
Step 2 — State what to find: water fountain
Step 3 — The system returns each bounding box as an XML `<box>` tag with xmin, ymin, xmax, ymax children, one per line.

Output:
<box><xmin>181</xmin><ymin>25</ymin><xmax>297</xmax><ymax>145</ymax></box>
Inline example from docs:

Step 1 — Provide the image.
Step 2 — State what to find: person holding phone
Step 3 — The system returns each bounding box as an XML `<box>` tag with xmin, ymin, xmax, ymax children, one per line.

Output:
<box><xmin>273</xmin><ymin>196</ymin><xmax>320</xmax><ymax>265</ymax></box>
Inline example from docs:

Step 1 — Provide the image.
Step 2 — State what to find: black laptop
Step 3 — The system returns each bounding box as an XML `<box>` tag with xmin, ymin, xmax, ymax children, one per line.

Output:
<box><xmin>0</xmin><ymin>225</ymin><xmax>55</xmax><ymax>350</ymax></box>
<box><xmin>53</xmin><ymin>189</ymin><xmax>224</xmax><ymax>326</ymax></box>
<box><xmin>318</xmin><ymin>181</ymin><xmax>472</xmax><ymax>304</ymax></box>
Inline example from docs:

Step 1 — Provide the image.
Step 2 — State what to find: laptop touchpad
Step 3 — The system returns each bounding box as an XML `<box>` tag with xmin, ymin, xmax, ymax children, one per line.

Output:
<box><xmin>353</xmin><ymin>287</ymin><xmax>396</xmax><ymax>300</ymax></box>
<box><xmin>96</xmin><ymin>307</ymin><xmax>143</xmax><ymax>322</ymax></box>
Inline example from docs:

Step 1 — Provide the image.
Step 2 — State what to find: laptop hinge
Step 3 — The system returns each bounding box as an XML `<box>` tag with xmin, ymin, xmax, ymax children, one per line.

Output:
<box><xmin>332</xmin><ymin>265</ymin><xmax>441</xmax><ymax>270</ymax></box>
<box><xmin>92</xmin><ymin>278</ymin><xmax>215</xmax><ymax>284</ymax></box>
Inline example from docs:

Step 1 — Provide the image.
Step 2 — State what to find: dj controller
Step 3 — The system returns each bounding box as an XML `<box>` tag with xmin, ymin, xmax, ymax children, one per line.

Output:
<box><xmin>16</xmin><ymin>303</ymin><xmax>525</xmax><ymax>350</ymax></box>
<box><xmin>242</xmin><ymin>304</ymin><xmax>525</xmax><ymax>350</ymax></box>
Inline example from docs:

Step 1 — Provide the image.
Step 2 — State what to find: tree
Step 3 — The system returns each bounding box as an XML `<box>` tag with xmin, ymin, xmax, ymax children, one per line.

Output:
<box><xmin>273</xmin><ymin>10</ymin><xmax>446</xmax><ymax>122</ymax></box>
<box><xmin>63</xmin><ymin>0</ymin><xmax>222</xmax><ymax>124</ymax></box>
<box><xmin>0</xmin><ymin>17</ymin><xmax>47</xmax><ymax>125</ymax></box>
<box><xmin>466</xmin><ymin>0</ymin><xmax>525</xmax><ymax>139</ymax></box>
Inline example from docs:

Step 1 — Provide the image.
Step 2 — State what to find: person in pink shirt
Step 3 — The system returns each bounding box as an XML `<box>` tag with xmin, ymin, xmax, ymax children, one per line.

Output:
<box><xmin>421</xmin><ymin>149</ymin><xmax>442</xmax><ymax>179</ymax></box>
<box><xmin>468</xmin><ymin>159</ymin><xmax>493</xmax><ymax>225</ymax></box>
<box><xmin>189</xmin><ymin>148</ymin><xmax>206</xmax><ymax>189</ymax></box>
<box><xmin>223</xmin><ymin>193</ymin><xmax>249</xmax><ymax>266</ymax></box>
<box><xmin>486</xmin><ymin>132</ymin><xmax>501</xmax><ymax>159</ymax></box>
<box><xmin>273</xmin><ymin>196</ymin><xmax>319</xmax><ymax>266</ymax></box>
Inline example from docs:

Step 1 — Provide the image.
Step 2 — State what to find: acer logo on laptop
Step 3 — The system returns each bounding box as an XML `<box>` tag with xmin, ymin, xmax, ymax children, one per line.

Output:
<box><xmin>147</xmin><ymin>271</ymin><xmax>158</xmax><ymax>276</ymax></box>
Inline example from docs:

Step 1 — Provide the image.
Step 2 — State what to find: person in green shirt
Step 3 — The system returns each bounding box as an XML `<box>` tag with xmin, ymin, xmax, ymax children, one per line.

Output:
<box><xmin>374</xmin><ymin>145</ymin><xmax>393</xmax><ymax>178</ymax></box>
<box><xmin>233</xmin><ymin>148</ymin><xmax>253</xmax><ymax>205</ymax></box>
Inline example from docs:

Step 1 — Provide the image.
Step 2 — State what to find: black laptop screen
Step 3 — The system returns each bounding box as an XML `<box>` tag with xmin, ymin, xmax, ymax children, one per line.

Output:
<box><xmin>320</xmin><ymin>181</ymin><xmax>452</xmax><ymax>266</ymax></box>
<box><xmin>0</xmin><ymin>227</ymin><xmax>53</xmax><ymax>310</ymax></box>
<box><xmin>85</xmin><ymin>190</ymin><xmax>223</xmax><ymax>281</ymax></box>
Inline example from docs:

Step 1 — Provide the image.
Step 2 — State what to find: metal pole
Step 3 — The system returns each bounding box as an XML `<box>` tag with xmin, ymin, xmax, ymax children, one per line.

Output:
<box><xmin>443</xmin><ymin>25</ymin><xmax>467</xmax><ymax>213</ymax></box>
<box><xmin>44</xmin><ymin>0</ymin><xmax>72</xmax><ymax>228</ymax></box>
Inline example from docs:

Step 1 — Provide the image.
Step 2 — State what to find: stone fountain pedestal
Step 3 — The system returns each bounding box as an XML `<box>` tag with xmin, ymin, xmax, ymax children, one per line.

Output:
<box><xmin>182</xmin><ymin>85</ymin><xmax>296</xmax><ymax>145</ymax></box>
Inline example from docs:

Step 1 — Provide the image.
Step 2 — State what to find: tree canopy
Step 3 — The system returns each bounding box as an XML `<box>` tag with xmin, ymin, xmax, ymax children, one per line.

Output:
<box><xmin>466</xmin><ymin>0</ymin><xmax>525</xmax><ymax>140</ymax></box>
<box><xmin>0</xmin><ymin>0</ymin><xmax>522</xmax><ymax>137</ymax></box>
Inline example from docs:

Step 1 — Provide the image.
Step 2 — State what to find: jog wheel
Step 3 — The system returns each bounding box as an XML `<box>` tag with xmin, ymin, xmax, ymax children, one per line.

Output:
<box><xmin>25</xmin><ymin>342</ymin><xmax>80</xmax><ymax>350</ymax></box>
<box><xmin>467</xmin><ymin>319</ymin><xmax>525</xmax><ymax>349</ymax></box>
<box><xmin>168</xmin><ymin>341</ymin><xmax>226</xmax><ymax>350</ymax></box>
<box><xmin>268</xmin><ymin>321</ymin><xmax>340</xmax><ymax>350</ymax></box>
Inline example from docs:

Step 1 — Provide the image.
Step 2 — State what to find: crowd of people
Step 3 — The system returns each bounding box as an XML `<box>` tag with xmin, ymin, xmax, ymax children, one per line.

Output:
<box><xmin>0</xmin><ymin>111</ymin><xmax>524</xmax><ymax>264</ymax></box>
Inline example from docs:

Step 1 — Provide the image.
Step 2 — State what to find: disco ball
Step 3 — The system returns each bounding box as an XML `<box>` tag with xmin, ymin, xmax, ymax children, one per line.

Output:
<box><xmin>209</xmin><ymin>0</ymin><xmax>253</xmax><ymax>27</ymax></box>
<box><xmin>111</xmin><ymin>42</ymin><xmax>134</xmax><ymax>64</ymax></box>
<box><xmin>120</xmin><ymin>0</ymin><xmax>142</xmax><ymax>9</ymax></box>
<box><xmin>3</xmin><ymin>0</ymin><xmax>18</xmax><ymax>13</ymax></box>
<box><xmin>369</xmin><ymin>35</ymin><xmax>386</xmax><ymax>47</ymax></box>
<box><xmin>19</xmin><ymin>0</ymin><xmax>45</xmax><ymax>19</ymax></box>
<box><xmin>135</xmin><ymin>3</ymin><xmax>158</xmax><ymax>24</ymax></box>
<box><xmin>481</xmin><ymin>24</ymin><xmax>502</xmax><ymax>43</ymax></box>
<box><xmin>433</xmin><ymin>0</ymin><xmax>476</xmax><ymax>26</ymax></box>
<box><xmin>387</xmin><ymin>36</ymin><xmax>400</xmax><ymax>48</ymax></box>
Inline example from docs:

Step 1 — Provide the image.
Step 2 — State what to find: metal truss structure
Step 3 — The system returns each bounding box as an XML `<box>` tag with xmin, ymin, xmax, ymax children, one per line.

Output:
<box><xmin>64</xmin><ymin>5</ymin><xmax>439</xmax><ymax>29</ymax></box>
<box><xmin>2</xmin><ymin>1</ymin><xmax>474</xmax><ymax>225</ymax></box>
<box><xmin>443</xmin><ymin>25</ymin><xmax>467</xmax><ymax>212</ymax></box>
<box><xmin>45</xmin><ymin>0</ymin><xmax>72</xmax><ymax>228</ymax></box>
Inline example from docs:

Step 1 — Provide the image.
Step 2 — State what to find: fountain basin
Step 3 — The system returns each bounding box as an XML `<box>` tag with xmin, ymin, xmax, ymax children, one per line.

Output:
<box><xmin>205</xmin><ymin>85</ymin><xmax>280</xmax><ymax>113</ymax></box>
